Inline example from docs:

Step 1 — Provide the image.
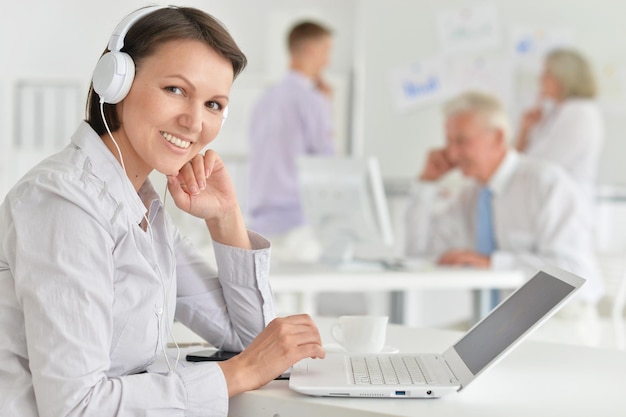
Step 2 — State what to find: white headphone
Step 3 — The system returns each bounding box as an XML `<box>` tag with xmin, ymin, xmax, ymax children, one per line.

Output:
<box><xmin>93</xmin><ymin>5</ymin><xmax>229</xmax><ymax>127</ymax></box>
<box><xmin>93</xmin><ymin>6</ymin><xmax>168</xmax><ymax>104</ymax></box>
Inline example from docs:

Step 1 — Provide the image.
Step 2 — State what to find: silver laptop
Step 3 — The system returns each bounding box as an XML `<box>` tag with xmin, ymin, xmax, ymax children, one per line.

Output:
<box><xmin>289</xmin><ymin>265</ymin><xmax>585</xmax><ymax>398</ymax></box>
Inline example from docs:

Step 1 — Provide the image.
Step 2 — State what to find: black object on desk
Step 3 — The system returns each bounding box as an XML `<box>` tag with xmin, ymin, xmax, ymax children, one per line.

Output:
<box><xmin>185</xmin><ymin>349</ymin><xmax>290</xmax><ymax>380</ymax></box>
<box><xmin>186</xmin><ymin>349</ymin><xmax>240</xmax><ymax>362</ymax></box>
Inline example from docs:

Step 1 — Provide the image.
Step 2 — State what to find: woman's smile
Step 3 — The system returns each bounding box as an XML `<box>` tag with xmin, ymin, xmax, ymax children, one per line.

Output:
<box><xmin>161</xmin><ymin>131</ymin><xmax>192</xmax><ymax>149</ymax></box>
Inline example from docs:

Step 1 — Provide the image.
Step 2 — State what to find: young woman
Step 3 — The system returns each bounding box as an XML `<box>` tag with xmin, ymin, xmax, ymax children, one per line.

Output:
<box><xmin>0</xmin><ymin>6</ymin><xmax>324</xmax><ymax>417</ymax></box>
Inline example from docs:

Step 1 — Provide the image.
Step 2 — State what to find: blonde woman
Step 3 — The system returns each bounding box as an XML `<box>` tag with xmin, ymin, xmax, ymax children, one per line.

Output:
<box><xmin>516</xmin><ymin>48</ymin><xmax>603</xmax><ymax>222</ymax></box>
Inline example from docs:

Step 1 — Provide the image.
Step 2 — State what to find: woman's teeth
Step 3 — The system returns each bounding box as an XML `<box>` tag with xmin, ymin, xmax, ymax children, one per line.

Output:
<box><xmin>162</xmin><ymin>132</ymin><xmax>191</xmax><ymax>149</ymax></box>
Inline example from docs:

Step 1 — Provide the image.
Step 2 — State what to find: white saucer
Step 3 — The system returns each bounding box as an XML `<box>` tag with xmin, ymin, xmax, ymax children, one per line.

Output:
<box><xmin>323</xmin><ymin>343</ymin><xmax>399</xmax><ymax>354</ymax></box>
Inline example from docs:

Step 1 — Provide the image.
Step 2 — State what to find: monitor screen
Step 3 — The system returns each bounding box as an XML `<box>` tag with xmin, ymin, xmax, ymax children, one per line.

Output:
<box><xmin>297</xmin><ymin>156</ymin><xmax>394</xmax><ymax>263</ymax></box>
<box><xmin>453</xmin><ymin>270</ymin><xmax>577</xmax><ymax>375</ymax></box>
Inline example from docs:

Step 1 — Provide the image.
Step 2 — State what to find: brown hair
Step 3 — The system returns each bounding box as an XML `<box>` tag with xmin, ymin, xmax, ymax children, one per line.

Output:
<box><xmin>287</xmin><ymin>21</ymin><xmax>332</xmax><ymax>54</ymax></box>
<box><xmin>86</xmin><ymin>6</ymin><xmax>247</xmax><ymax>135</ymax></box>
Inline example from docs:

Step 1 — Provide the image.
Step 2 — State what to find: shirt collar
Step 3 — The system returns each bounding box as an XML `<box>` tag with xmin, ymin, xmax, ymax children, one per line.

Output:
<box><xmin>71</xmin><ymin>121</ymin><xmax>150</xmax><ymax>224</ymax></box>
<box><xmin>287</xmin><ymin>70</ymin><xmax>316</xmax><ymax>90</ymax></box>
<box><xmin>487</xmin><ymin>149</ymin><xmax>520</xmax><ymax>196</ymax></box>
<box><xmin>139</xmin><ymin>181</ymin><xmax>163</xmax><ymax>224</ymax></box>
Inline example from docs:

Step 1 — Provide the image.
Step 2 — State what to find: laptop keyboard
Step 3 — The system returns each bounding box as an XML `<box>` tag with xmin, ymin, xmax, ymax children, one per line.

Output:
<box><xmin>350</xmin><ymin>355</ymin><xmax>435</xmax><ymax>385</ymax></box>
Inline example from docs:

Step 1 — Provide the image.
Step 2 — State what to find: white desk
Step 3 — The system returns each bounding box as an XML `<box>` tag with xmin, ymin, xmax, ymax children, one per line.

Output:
<box><xmin>229</xmin><ymin>318</ymin><xmax>626</xmax><ymax>417</ymax></box>
<box><xmin>269</xmin><ymin>263</ymin><xmax>524</xmax><ymax>321</ymax></box>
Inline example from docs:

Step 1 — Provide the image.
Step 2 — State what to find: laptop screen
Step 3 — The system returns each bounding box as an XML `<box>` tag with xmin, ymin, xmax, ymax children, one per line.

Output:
<box><xmin>453</xmin><ymin>270</ymin><xmax>577</xmax><ymax>375</ymax></box>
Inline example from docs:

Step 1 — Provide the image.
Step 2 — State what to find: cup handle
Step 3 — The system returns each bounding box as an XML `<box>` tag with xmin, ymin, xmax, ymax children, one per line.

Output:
<box><xmin>331</xmin><ymin>322</ymin><xmax>344</xmax><ymax>345</ymax></box>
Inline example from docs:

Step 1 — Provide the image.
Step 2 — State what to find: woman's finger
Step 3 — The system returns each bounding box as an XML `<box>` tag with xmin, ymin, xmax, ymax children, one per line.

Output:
<box><xmin>166</xmin><ymin>174</ymin><xmax>190</xmax><ymax>210</ymax></box>
<box><xmin>202</xmin><ymin>149</ymin><xmax>220</xmax><ymax>179</ymax></box>
<box><xmin>189</xmin><ymin>154</ymin><xmax>207</xmax><ymax>190</ymax></box>
<box><xmin>178</xmin><ymin>155</ymin><xmax>203</xmax><ymax>195</ymax></box>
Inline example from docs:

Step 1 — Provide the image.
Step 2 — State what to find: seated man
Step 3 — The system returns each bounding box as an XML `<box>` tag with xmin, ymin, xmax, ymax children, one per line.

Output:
<box><xmin>404</xmin><ymin>91</ymin><xmax>604</xmax><ymax>342</ymax></box>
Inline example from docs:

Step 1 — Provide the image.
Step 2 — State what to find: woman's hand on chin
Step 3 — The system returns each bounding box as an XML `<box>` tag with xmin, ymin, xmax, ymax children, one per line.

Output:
<box><xmin>166</xmin><ymin>150</ymin><xmax>237</xmax><ymax>220</ymax></box>
<box><xmin>167</xmin><ymin>150</ymin><xmax>251</xmax><ymax>248</ymax></box>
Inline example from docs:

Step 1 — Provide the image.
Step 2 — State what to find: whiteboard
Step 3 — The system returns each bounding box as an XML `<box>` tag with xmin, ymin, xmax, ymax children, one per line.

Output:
<box><xmin>355</xmin><ymin>0</ymin><xmax>626</xmax><ymax>185</ymax></box>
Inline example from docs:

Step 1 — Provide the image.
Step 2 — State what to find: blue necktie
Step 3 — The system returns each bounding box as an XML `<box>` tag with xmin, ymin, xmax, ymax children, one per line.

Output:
<box><xmin>476</xmin><ymin>187</ymin><xmax>499</xmax><ymax>310</ymax></box>
<box><xmin>476</xmin><ymin>187</ymin><xmax>495</xmax><ymax>255</ymax></box>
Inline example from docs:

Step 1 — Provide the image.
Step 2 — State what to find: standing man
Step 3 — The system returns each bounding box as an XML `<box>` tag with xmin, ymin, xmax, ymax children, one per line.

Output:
<box><xmin>247</xmin><ymin>20</ymin><xmax>335</xmax><ymax>263</ymax></box>
<box><xmin>405</xmin><ymin>91</ymin><xmax>604</xmax><ymax>339</ymax></box>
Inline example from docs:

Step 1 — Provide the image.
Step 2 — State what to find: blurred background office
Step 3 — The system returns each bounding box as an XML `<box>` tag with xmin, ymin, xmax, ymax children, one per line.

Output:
<box><xmin>3</xmin><ymin>0</ymin><xmax>626</xmax><ymax>347</ymax></box>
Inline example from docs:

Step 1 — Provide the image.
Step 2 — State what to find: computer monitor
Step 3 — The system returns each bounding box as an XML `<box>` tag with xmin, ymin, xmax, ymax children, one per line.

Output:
<box><xmin>297</xmin><ymin>156</ymin><xmax>394</xmax><ymax>264</ymax></box>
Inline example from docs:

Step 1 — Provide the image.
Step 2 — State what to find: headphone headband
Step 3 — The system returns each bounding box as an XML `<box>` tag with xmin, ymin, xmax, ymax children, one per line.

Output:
<box><xmin>107</xmin><ymin>5</ymin><xmax>168</xmax><ymax>52</ymax></box>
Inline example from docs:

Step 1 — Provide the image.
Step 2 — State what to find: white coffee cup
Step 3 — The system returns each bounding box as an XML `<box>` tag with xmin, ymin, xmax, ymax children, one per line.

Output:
<box><xmin>331</xmin><ymin>315</ymin><xmax>388</xmax><ymax>353</ymax></box>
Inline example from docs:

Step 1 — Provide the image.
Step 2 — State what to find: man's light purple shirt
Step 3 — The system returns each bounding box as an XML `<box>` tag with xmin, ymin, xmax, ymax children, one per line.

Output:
<box><xmin>247</xmin><ymin>70</ymin><xmax>335</xmax><ymax>235</ymax></box>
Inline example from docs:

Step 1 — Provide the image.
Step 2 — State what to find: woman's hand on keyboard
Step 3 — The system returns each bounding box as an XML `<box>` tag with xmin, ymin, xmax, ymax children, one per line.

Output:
<box><xmin>217</xmin><ymin>314</ymin><xmax>326</xmax><ymax>396</ymax></box>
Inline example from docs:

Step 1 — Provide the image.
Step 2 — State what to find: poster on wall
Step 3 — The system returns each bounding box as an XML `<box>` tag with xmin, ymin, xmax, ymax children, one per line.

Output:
<box><xmin>511</xmin><ymin>25</ymin><xmax>575</xmax><ymax>72</ymax></box>
<box><xmin>444</xmin><ymin>55</ymin><xmax>514</xmax><ymax>110</ymax></box>
<box><xmin>388</xmin><ymin>57</ymin><xmax>446</xmax><ymax>112</ymax></box>
<box><xmin>437</xmin><ymin>4</ymin><xmax>501</xmax><ymax>56</ymax></box>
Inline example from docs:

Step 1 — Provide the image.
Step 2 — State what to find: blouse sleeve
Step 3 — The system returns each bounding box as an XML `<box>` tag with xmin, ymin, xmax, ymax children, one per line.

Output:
<box><xmin>172</xmin><ymin>223</ymin><xmax>275</xmax><ymax>352</ymax></box>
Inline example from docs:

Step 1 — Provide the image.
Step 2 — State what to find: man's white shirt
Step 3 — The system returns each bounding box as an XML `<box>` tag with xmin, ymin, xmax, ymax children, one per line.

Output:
<box><xmin>405</xmin><ymin>150</ymin><xmax>604</xmax><ymax>303</ymax></box>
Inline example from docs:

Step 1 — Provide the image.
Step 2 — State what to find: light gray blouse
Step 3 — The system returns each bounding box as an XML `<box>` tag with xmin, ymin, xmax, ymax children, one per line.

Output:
<box><xmin>0</xmin><ymin>122</ymin><xmax>275</xmax><ymax>417</ymax></box>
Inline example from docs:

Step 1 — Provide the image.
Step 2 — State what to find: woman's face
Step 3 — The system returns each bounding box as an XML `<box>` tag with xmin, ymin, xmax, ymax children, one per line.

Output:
<box><xmin>539</xmin><ymin>66</ymin><xmax>562</xmax><ymax>101</ymax></box>
<box><xmin>116</xmin><ymin>39</ymin><xmax>234</xmax><ymax>176</ymax></box>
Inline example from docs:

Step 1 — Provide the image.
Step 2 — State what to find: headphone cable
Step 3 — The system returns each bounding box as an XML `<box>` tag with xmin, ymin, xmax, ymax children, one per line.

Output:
<box><xmin>99</xmin><ymin>100</ymin><xmax>181</xmax><ymax>371</ymax></box>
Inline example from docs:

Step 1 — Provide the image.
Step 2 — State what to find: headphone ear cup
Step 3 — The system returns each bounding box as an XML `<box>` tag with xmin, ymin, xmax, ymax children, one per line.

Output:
<box><xmin>93</xmin><ymin>51</ymin><xmax>136</xmax><ymax>104</ymax></box>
